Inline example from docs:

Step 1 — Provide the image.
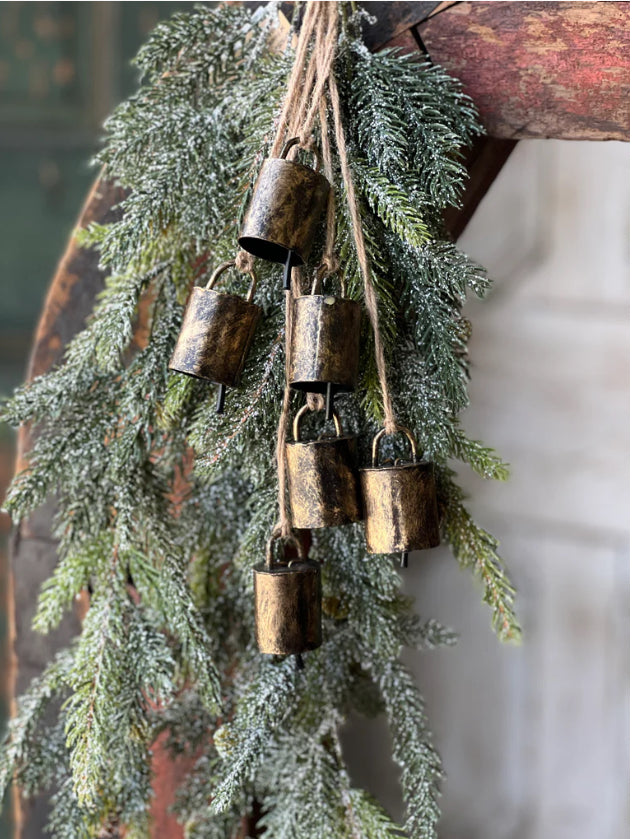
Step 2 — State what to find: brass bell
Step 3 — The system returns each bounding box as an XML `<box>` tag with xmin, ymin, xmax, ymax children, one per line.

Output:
<box><xmin>289</xmin><ymin>269</ymin><xmax>362</xmax><ymax>420</ymax></box>
<box><xmin>285</xmin><ymin>405</ymin><xmax>361</xmax><ymax>529</ymax></box>
<box><xmin>169</xmin><ymin>261</ymin><xmax>261</xmax><ymax>413</ymax></box>
<box><xmin>253</xmin><ymin>531</ymin><xmax>322</xmax><ymax>656</ymax></box>
<box><xmin>238</xmin><ymin>137</ymin><xmax>332</xmax><ymax>291</ymax></box>
<box><xmin>360</xmin><ymin>426</ymin><xmax>440</xmax><ymax>566</ymax></box>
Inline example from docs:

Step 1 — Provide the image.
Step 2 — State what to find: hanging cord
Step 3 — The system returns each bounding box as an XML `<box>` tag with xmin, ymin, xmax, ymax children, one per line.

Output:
<box><xmin>318</xmin><ymin>94</ymin><xmax>338</xmax><ymax>277</ymax></box>
<box><xmin>327</xmin><ymin>69</ymin><xmax>398</xmax><ymax>433</ymax></box>
<box><xmin>296</xmin><ymin>4</ymin><xmax>340</xmax><ymax>149</ymax></box>
<box><xmin>271</xmin><ymin>2</ymin><xmax>399</xmax><ymax>529</ymax></box>
<box><xmin>274</xmin><ymin>283</ymin><xmax>295</xmax><ymax>538</ymax></box>
<box><xmin>270</xmin><ymin>1</ymin><xmax>321</xmax><ymax>157</ymax></box>
<box><xmin>272</xmin><ymin>3</ymin><xmax>341</xmax><ymax>535</ymax></box>
<box><xmin>304</xmin><ymin>90</ymin><xmax>339</xmax><ymax>417</ymax></box>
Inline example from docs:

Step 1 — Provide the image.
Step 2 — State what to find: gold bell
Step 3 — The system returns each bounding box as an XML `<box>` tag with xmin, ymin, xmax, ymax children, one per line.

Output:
<box><xmin>360</xmin><ymin>426</ymin><xmax>440</xmax><ymax>566</ymax></box>
<box><xmin>289</xmin><ymin>269</ymin><xmax>361</xmax><ymax>420</ymax></box>
<box><xmin>253</xmin><ymin>531</ymin><xmax>322</xmax><ymax>656</ymax></box>
<box><xmin>169</xmin><ymin>261</ymin><xmax>261</xmax><ymax>413</ymax></box>
<box><xmin>238</xmin><ymin>137</ymin><xmax>332</xmax><ymax>290</ymax></box>
<box><xmin>286</xmin><ymin>405</ymin><xmax>362</xmax><ymax>529</ymax></box>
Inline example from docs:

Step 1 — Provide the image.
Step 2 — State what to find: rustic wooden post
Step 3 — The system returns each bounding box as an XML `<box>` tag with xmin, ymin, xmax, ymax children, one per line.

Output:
<box><xmin>6</xmin><ymin>3</ymin><xmax>628</xmax><ymax>837</ymax></box>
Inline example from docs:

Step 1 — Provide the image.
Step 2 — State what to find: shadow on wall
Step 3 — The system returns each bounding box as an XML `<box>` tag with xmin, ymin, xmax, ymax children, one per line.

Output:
<box><xmin>342</xmin><ymin>139</ymin><xmax>629</xmax><ymax>839</ymax></box>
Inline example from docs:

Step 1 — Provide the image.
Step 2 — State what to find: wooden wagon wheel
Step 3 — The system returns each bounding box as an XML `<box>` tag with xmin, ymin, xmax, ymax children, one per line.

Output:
<box><xmin>7</xmin><ymin>3</ymin><xmax>628</xmax><ymax>837</ymax></box>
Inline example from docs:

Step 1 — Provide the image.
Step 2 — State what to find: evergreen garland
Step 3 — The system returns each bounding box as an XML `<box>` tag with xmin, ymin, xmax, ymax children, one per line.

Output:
<box><xmin>0</xmin><ymin>4</ymin><xmax>520</xmax><ymax>836</ymax></box>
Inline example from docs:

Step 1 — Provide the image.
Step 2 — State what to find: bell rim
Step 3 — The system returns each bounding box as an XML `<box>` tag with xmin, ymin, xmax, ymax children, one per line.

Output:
<box><xmin>256</xmin><ymin>638</ymin><xmax>323</xmax><ymax>655</ymax></box>
<box><xmin>359</xmin><ymin>460</ymin><xmax>435</xmax><ymax>474</ymax></box>
<box><xmin>365</xmin><ymin>534</ymin><xmax>442</xmax><ymax>555</ymax></box>
<box><xmin>253</xmin><ymin>558</ymin><xmax>321</xmax><ymax>575</ymax></box>
<box><xmin>289</xmin><ymin>380</ymin><xmax>354</xmax><ymax>394</ymax></box>
<box><xmin>237</xmin><ymin>235</ymin><xmax>305</xmax><ymax>266</ymax></box>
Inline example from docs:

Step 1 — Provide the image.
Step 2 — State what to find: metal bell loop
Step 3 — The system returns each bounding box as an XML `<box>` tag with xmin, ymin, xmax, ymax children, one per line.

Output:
<box><xmin>310</xmin><ymin>265</ymin><xmax>346</xmax><ymax>297</ymax></box>
<box><xmin>205</xmin><ymin>260</ymin><xmax>258</xmax><ymax>303</ymax></box>
<box><xmin>292</xmin><ymin>403</ymin><xmax>343</xmax><ymax>442</ymax></box>
<box><xmin>265</xmin><ymin>528</ymin><xmax>306</xmax><ymax>569</ymax></box>
<box><xmin>371</xmin><ymin>425</ymin><xmax>418</xmax><ymax>467</ymax></box>
<box><xmin>281</xmin><ymin>136</ymin><xmax>321</xmax><ymax>172</ymax></box>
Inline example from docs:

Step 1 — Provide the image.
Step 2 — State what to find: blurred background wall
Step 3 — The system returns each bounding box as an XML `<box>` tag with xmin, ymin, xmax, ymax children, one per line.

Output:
<box><xmin>0</xmin><ymin>3</ymin><xmax>629</xmax><ymax>839</ymax></box>
<box><xmin>344</xmin><ymin>138</ymin><xmax>629</xmax><ymax>839</ymax></box>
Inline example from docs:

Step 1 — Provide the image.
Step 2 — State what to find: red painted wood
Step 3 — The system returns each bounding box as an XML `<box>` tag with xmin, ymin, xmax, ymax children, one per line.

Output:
<box><xmin>414</xmin><ymin>1</ymin><xmax>630</xmax><ymax>140</ymax></box>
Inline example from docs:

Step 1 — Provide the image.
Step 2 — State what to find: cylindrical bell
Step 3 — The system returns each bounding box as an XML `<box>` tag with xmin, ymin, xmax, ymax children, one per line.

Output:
<box><xmin>360</xmin><ymin>426</ymin><xmax>440</xmax><ymax>555</ymax></box>
<box><xmin>239</xmin><ymin>137</ymin><xmax>331</xmax><ymax>268</ymax></box>
<box><xmin>289</xmin><ymin>270</ymin><xmax>361</xmax><ymax>416</ymax></box>
<box><xmin>285</xmin><ymin>405</ymin><xmax>362</xmax><ymax>529</ymax></box>
<box><xmin>253</xmin><ymin>532</ymin><xmax>322</xmax><ymax>655</ymax></box>
<box><xmin>169</xmin><ymin>261</ymin><xmax>261</xmax><ymax>398</ymax></box>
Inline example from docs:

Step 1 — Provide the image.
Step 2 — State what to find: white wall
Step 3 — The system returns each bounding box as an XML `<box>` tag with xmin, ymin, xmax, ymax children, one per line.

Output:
<box><xmin>343</xmin><ymin>139</ymin><xmax>629</xmax><ymax>839</ymax></box>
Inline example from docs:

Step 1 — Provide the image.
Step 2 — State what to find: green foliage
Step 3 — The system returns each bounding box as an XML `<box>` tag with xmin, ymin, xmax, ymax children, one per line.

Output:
<box><xmin>0</xmin><ymin>3</ymin><xmax>520</xmax><ymax>836</ymax></box>
<box><xmin>437</xmin><ymin>467</ymin><xmax>521</xmax><ymax>642</ymax></box>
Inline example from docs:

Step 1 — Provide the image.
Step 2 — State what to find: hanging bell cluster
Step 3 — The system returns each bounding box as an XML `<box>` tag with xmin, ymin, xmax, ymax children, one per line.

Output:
<box><xmin>170</xmin><ymin>132</ymin><xmax>441</xmax><ymax>663</ymax></box>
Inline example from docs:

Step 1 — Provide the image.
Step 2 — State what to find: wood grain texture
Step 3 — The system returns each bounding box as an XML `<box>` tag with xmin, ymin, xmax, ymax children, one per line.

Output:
<box><xmin>16</xmin><ymin>178</ymin><xmax>125</xmax><ymax>474</ymax></box>
<box><xmin>416</xmin><ymin>1</ymin><xmax>630</xmax><ymax>140</ymax></box>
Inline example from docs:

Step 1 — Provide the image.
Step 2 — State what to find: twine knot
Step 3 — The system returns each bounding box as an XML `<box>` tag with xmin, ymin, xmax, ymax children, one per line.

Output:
<box><xmin>306</xmin><ymin>393</ymin><xmax>325</xmax><ymax>412</ymax></box>
<box><xmin>235</xmin><ymin>250</ymin><xmax>255</xmax><ymax>274</ymax></box>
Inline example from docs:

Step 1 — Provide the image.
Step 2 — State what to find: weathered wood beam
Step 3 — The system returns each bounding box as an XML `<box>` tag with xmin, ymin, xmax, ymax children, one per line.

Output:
<box><xmin>411</xmin><ymin>1</ymin><xmax>630</xmax><ymax>141</ymax></box>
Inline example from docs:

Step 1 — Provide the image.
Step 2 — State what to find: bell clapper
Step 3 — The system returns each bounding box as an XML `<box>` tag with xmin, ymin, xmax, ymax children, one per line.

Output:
<box><xmin>325</xmin><ymin>381</ymin><xmax>334</xmax><ymax>421</ymax></box>
<box><xmin>295</xmin><ymin>653</ymin><xmax>305</xmax><ymax>671</ymax></box>
<box><xmin>216</xmin><ymin>384</ymin><xmax>227</xmax><ymax>414</ymax></box>
<box><xmin>400</xmin><ymin>551</ymin><xmax>409</xmax><ymax>569</ymax></box>
<box><xmin>283</xmin><ymin>249</ymin><xmax>293</xmax><ymax>291</ymax></box>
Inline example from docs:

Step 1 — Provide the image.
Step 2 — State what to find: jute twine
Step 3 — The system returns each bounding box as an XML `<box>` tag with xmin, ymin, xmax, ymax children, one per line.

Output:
<box><xmin>237</xmin><ymin>2</ymin><xmax>397</xmax><ymax>537</ymax></box>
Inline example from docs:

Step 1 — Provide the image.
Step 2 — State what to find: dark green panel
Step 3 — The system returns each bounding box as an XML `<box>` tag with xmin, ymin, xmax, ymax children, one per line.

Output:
<box><xmin>0</xmin><ymin>5</ymin><xmax>201</xmax><ymax>836</ymax></box>
<box><xmin>0</xmin><ymin>2</ymin><xmax>92</xmax><ymax>126</ymax></box>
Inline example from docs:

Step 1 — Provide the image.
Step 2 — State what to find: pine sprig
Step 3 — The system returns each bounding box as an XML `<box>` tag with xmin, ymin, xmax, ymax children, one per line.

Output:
<box><xmin>374</xmin><ymin>660</ymin><xmax>443</xmax><ymax>839</ymax></box>
<box><xmin>437</xmin><ymin>467</ymin><xmax>522</xmax><ymax>642</ymax></box>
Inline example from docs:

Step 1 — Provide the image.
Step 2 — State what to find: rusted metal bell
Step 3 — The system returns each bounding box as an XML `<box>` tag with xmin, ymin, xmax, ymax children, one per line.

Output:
<box><xmin>289</xmin><ymin>270</ymin><xmax>361</xmax><ymax>420</ymax></box>
<box><xmin>238</xmin><ymin>137</ymin><xmax>331</xmax><ymax>290</ymax></box>
<box><xmin>286</xmin><ymin>405</ymin><xmax>362</xmax><ymax>529</ymax></box>
<box><xmin>169</xmin><ymin>261</ymin><xmax>261</xmax><ymax>413</ymax></box>
<box><xmin>360</xmin><ymin>426</ymin><xmax>440</xmax><ymax>562</ymax></box>
<box><xmin>253</xmin><ymin>531</ymin><xmax>322</xmax><ymax>656</ymax></box>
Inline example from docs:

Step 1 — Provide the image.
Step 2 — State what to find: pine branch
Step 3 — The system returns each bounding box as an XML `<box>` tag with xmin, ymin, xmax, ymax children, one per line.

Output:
<box><xmin>373</xmin><ymin>660</ymin><xmax>443</xmax><ymax>839</ymax></box>
<box><xmin>437</xmin><ymin>466</ymin><xmax>522</xmax><ymax>642</ymax></box>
